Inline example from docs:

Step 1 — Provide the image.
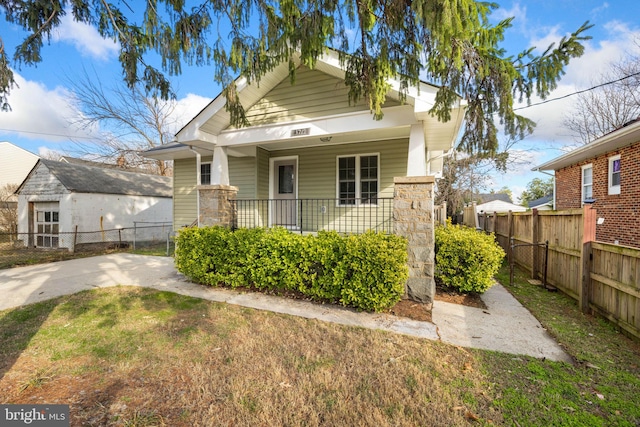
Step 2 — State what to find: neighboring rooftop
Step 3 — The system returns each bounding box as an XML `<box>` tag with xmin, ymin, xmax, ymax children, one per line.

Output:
<box><xmin>475</xmin><ymin>193</ymin><xmax>512</xmax><ymax>204</ymax></box>
<box><xmin>528</xmin><ymin>195</ymin><xmax>553</xmax><ymax>209</ymax></box>
<box><xmin>535</xmin><ymin>118</ymin><xmax>640</xmax><ymax>171</ymax></box>
<box><xmin>20</xmin><ymin>159</ymin><xmax>172</xmax><ymax>198</ymax></box>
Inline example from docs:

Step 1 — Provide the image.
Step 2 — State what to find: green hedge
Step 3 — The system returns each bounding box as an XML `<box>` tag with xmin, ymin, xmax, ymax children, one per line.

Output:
<box><xmin>434</xmin><ymin>224</ymin><xmax>505</xmax><ymax>293</ymax></box>
<box><xmin>174</xmin><ymin>227</ymin><xmax>408</xmax><ymax>312</ymax></box>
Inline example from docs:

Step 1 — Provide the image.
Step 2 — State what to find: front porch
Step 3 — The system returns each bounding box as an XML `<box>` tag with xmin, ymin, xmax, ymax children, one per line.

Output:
<box><xmin>232</xmin><ymin>197</ymin><xmax>394</xmax><ymax>234</ymax></box>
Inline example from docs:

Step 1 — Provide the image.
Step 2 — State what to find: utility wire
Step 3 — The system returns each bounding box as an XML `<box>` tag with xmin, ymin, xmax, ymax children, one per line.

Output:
<box><xmin>514</xmin><ymin>71</ymin><xmax>640</xmax><ymax>111</ymax></box>
<box><xmin>0</xmin><ymin>127</ymin><xmax>100</xmax><ymax>140</ymax></box>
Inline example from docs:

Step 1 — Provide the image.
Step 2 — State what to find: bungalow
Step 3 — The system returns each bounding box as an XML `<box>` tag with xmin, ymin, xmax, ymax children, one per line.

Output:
<box><xmin>535</xmin><ymin>118</ymin><xmax>640</xmax><ymax>247</ymax></box>
<box><xmin>16</xmin><ymin>159</ymin><xmax>172</xmax><ymax>250</ymax></box>
<box><xmin>144</xmin><ymin>50</ymin><xmax>466</xmax><ymax>233</ymax></box>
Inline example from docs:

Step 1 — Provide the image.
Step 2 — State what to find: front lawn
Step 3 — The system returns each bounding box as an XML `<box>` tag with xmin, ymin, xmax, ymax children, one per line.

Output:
<box><xmin>1</xmin><ymin>264</ymin><xmax>639</xmax><ymax>426</ymax></box>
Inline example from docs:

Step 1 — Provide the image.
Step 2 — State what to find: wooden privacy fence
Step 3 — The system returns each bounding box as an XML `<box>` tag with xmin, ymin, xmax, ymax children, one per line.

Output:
<box><xmin>479</xmin><ymin>206</ymin><xmax>640</xmax><ymax>339</ymax></box>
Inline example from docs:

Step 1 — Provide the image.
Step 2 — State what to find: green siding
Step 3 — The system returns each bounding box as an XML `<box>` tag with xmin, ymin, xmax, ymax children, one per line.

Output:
<box><xmin>238</xmin><ymin>66</ymin><xmax>400</xmax><ymax>127</ymax></box>
<box><xmin>229</xmin><ymin>156</ymin><xmax>257</xmax><ymax>199</ymax></box>
<box><xmin>269</xmin><ymin>138</ymin><xmax>408</xmax><ymax>199</ymax></box>
<box><xmin>173</xmin><ymin>158</ymin><xmax>198</xmax><ymax>229</ymax></box>
<box><xmin>257</xmin><ymin>148</ymin><xmax>270</xmax><ymax>199</ymax></box>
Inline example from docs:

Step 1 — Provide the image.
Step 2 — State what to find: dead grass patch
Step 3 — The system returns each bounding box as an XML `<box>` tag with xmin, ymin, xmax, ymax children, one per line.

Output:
<box><xmin>0</xmin><ymin>287</ymin><xmax>500</xmax><ymax>426</ymax></box>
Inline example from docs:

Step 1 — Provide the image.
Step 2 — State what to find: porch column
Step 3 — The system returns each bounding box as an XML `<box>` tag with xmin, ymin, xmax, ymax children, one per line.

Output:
<box><xmin>211</xmin><ymin>146</ymin><xmax>230</xmax><ymax>185</ymax></box>
<box><xmin>393</xmin><ymin>176</ymin><xmax>436</xmax><ymax>307</ymax></box>
<box><xmin>407</xmin><ymin>124</ymin><xmax>427</xmax><ymax>176</ymax></box>
<box><xmin>198</xmin><ymin>185</ymin><xmax>238</xmax><ymax>228</ymax></box>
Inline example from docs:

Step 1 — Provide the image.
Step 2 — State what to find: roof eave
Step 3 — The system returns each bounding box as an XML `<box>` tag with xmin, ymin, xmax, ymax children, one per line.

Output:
<box><xmin>534</xmin><ymin>120</ymin><xmax>640</xmax><ymax>171</ymax></box>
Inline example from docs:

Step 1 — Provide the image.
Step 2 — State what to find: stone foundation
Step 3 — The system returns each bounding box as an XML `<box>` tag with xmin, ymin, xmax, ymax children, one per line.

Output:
<box><xmin>393</xmin><ymin>176</ymin><xmax>435</xmax><ymax>308</ymax></box>
<box><xmin>198</xmin><ymin>185</ymin><xmax>238</xmax><ymax>228</ymax></box>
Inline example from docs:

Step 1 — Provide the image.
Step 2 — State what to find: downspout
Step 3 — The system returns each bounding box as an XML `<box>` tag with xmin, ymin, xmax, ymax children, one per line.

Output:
<box><xmin>189</xmin><ymin>146</ymin><xmax>201</xmax><ymax>227</ymax></box>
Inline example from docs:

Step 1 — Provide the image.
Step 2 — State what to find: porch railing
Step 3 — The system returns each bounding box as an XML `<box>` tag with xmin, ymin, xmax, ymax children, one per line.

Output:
<box><xmin>231</xmin><ymin>198</ymin><xmax>394</xmax><ymax>234</ymax></box>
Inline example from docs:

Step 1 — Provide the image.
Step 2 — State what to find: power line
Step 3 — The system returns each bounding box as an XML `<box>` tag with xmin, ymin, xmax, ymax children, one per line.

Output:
<box><xmin>514</xmin><ymin>71</ymin><xmax>640</xmax><ymax>111</ymax></box>
<box><xmin>0</xmin><ymin>127</ymin><xmax>100</xmax><ymax>140</ymax></box>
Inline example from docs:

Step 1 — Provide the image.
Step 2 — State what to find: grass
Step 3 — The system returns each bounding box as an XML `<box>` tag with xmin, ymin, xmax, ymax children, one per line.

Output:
<box><xmin>0</xmin><ymin>263</ymin><xmax>639</xmax><ymax>426</ymax></box>
<box><xmin>0</xmin><ymin>287</ymin><xmax>497</xmax><ymax>426</ymax></box>
<box><xmin>478</xmin><ymin>262</ymin><xmax>640</xmax><ymax>426</ymax></box>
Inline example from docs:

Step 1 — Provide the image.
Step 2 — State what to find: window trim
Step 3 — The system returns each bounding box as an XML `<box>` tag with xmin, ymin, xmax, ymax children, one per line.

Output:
<box><xmin>200</xmin><ymin>162</ymin><xmax>212</xmax><ymax>185</ymax></box>
<box><xmin>581</xmin><ymin>163</ymin><xmax>593</xmax><ymax>205</ymax></box>
<box><xmin>608</xmin><ymin>155</ymin><xmax>621</xmax><ymax>195</ymax></box>
<box><xmin>336</xmin><ymin>153</ymin><xmax>380</xmax><ymax>207</ymax></box>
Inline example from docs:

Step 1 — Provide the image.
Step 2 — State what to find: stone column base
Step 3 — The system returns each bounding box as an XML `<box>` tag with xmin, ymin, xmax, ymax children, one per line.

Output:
<box><xmin>198</xmin><ymin>184</ymin><xmax>238</xmax><ymax>228</ymax></box>
<box><xmin>393</xmin><ymin>176</ymin><xmax>435</xmax><ymax>306</ymax></box>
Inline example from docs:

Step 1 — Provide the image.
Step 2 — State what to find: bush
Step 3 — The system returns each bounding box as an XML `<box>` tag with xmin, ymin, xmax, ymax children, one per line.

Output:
<box><xmin>434</xmin><ymin>224</ymin><xmax>505</xmax><ymax>293</ymax></box>
<box><xmin>175</xmin><ymin>227</ymin><xmax>408</xmax><ymax>312</ymax></box>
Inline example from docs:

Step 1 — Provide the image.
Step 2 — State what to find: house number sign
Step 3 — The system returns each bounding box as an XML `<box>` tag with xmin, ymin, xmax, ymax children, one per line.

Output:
<box><xmin>290</xmin><ymin>127</ymin><xmax>310</xmax><ymax>137</ymax></box>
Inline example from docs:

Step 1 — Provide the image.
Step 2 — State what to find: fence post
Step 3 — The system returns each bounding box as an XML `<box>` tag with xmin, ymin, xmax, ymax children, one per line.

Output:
<box><xmin>507</xmin><ymin>210</ymin><xmax>513</xmax><ymax>266</ymax></box>
<box><xmin>580</xmin><ymin>205</ymin><xmax>597</xmax><ymax>313</ymax></box>
<box><xmin>531</xmin><ymin>208</ymin><xmax>539</xmax><ymax>280</ymax></box>
<box><xmin>72</xmin><ymin>225</ymin><xmax>78</xmax><ymax>254</ymax></box>
<box><xmin>133</xmin><ymin>222</ymin><xmax>137</xmax><ymax>251</ymax></box>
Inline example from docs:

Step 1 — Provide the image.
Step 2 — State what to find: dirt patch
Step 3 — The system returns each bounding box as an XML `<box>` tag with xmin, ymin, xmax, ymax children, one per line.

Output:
<box><xmin>435</xmin><ymin>287</ymin><xmax>487</xmax><ymax>310</ymax></box>
<box><xmin>388</xmin><ymin>299</ymin><xmax>432</xmax><ymax>322</ymax></box>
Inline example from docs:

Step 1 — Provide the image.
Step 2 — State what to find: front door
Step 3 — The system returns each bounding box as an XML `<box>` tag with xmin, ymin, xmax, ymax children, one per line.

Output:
<box><xmin>272</xmin><ymin>158</ymin><xmax>297</xmax><ymax>228</ymax></box>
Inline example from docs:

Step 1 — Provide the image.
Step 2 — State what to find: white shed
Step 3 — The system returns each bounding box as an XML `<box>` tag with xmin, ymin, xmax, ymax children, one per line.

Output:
<box><xmin>16</xmin><ymin>159</ymin><xmax>172</xmax><ymax>250</ymax></box>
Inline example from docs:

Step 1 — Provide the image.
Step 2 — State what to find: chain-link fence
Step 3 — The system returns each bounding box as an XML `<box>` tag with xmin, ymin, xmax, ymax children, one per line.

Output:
<box><xmin>0</xmin><ymin>223</ymin><xmax>174</xmax><ymax>269</ymax></box>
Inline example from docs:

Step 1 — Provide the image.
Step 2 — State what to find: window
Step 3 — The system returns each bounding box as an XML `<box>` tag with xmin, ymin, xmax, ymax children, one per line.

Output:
<box><xmin>337</xmin><ymin>154</ymin><xmax>379</xmax><ymax>205</ymax></box>
<box><xmin>200</xmin><ymin>162</ymin><xmax>211</xmax><ymax>185</ymax></box>
<box><xmin>608</xmin><ymin>155</ymin><xmax>621</xmax><ymax>195</ymax></box>
<box><xmin>581</xmin><ymin>164</ymin><xmax>593</xmax><ymax>204</ymax></box>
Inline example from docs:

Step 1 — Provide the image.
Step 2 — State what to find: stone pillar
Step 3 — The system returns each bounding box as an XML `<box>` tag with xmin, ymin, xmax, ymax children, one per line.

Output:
<box><xmin>393</xmin><ymin>176</ymin><xmax>435</xmax><ymax>307</ymax></box>
<box><xmin>198</xmin><ymin>184</ymin><xmax>238</xmax><ymax>228</ymax></box>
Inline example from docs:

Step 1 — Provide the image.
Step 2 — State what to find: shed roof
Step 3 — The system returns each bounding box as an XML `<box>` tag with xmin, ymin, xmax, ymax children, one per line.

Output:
<box><xmin>26</xmin><ymin>159</ymin><xmax>172</xmax><ymax>198</ymax></box>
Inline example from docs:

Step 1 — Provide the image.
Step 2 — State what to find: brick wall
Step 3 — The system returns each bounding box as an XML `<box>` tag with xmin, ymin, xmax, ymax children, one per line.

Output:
<box><xmin>555</xmin><ymin>141</ymin><xmax>640</xmax><ymax>247</ymax></box>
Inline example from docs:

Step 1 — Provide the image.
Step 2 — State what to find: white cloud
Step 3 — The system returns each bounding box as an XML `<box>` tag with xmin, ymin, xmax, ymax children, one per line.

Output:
<box><xmin>590</xmin><ymin>2</ymin><xmax>610</xmax><ymax>19</ymax></box>
<box><xmin>0</xmin><ymin>72</ymin><xmax>97</xmax><ymax>143</ymax></box>
<box><xmin>514</xmin><ymin>20</ymin><xmax>640</xmax><ymax>144</ymax></box>
<box><xmin>492</xmin><ymin>2</ymin><xmax>528</xmax><ymax>33</ymax></box>
<box><xmin>168</xmin><ymin>93</ymin><xmax>212</xmax><ymax>134</ymax></box>
<box><xmin>52</xmin><ymin>13</ymin><xmax>118</xmax><ymax>60</ymax></box>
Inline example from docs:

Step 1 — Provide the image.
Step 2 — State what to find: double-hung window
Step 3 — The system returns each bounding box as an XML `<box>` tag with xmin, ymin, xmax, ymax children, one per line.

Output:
<box><xmin>337</xmin><ymin>154</ymin><xmax>379</xmax><ymax>205</ymax></box>
<box><xmin>200</xmin><ymin>162</ymin><xmax>211</xmax><ymax>185</ymax></box>
<box><xmin>581</xmin><ymin>164</ymin><xmax>593</xmax><ymax>204</ymax></box>
<box><xmin>608</xmin><ymin>155</ymin><xmax>621</xmax><ymax>195</ymax></box>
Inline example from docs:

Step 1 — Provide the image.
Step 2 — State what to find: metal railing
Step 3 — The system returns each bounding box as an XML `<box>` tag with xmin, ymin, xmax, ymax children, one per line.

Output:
<box><xmin>232</xmin><ymin>198</ymin><xmax>394</xmax><ymax>234</ymax></box>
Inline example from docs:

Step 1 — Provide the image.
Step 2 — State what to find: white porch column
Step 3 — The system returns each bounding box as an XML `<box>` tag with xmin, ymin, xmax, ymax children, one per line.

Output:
<box><xmin>211</xmin><ymin>146</ymin><xmax>230</xmax><ymax>186</ymax></box>
<box><xmin>407</xmin><ymin>123</ymin><xmax>427</xmax><ymax>176</ymax></box>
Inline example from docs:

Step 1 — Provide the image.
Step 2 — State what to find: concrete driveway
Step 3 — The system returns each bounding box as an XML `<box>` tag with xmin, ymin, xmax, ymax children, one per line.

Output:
<box><xmin>0</xmin><ymin>253</ymin><xmax>571</xmax><ymax>362</ymax></box>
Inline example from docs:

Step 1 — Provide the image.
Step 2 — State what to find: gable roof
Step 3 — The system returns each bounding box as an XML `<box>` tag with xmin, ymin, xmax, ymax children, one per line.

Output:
<box><xmin>59</xmin><ymin>156</ymin><xmax>155</xmax><ymax>175</ymax></box>
<box><xmin>535</xmin><ymin>118</ymin><xmax>640</xmax><ymax>171</ymax></box>
<box><xmin>19</xmin><ymin>159</ymin><xmax>172</xmax><ymax>198</ymax></box>
<box><xmin>169</xmin><ymin>49</ymin><xmax>466</xmax><ymax>154</ymax></box>
<box><xmin>476</xmin><ymin>193</ymin><xmax>512</xmax><ymax>203</ymax></box>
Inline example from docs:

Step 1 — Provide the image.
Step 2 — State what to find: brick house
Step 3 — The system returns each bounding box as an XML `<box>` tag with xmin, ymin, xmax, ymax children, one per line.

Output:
<box><xmin>535</xmin><ymin>118</ymin><xmax>640</xmax><ymax>248</ymax></box>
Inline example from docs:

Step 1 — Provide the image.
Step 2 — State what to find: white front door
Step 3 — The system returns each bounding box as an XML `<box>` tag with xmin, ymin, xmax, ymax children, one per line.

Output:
<box><xmin>272</xmin><ymin>158</ymin><xmax>297</xmax><ymax>228</ymax></box>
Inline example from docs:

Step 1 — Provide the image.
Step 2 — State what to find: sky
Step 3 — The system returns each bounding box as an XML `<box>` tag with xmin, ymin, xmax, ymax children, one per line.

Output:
<box><xmin>1</xmin><ymin>0</ymin><xmax>640</xmax><ymax>201</ymax></box>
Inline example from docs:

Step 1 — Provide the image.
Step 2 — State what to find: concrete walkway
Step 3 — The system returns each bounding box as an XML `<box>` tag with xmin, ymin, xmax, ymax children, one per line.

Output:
<box><xmin>0</xmin><ymin>253</ymin><xmax>571</xmax><ymax>362</ymax></box>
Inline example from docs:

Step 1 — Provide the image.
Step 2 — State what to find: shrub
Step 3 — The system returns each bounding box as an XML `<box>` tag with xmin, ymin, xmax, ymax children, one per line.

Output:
<box><xmin>175</xmin><ymin>227</ymin><xmax>408</xmax><ymax>312</ymax></box>
<box><xmin>434</xmin><ymin>224</ymin><xmax>505</xmax><ymax>293</ymax></box>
